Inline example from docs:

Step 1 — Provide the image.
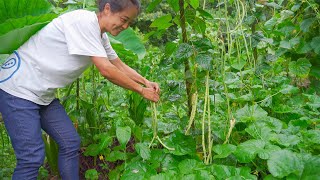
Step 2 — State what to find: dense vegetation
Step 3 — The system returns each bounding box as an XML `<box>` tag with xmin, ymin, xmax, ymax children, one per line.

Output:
<box><xmin>0</xmin><ymin>0</ymin><xmax>320</xmax><ymax>179</ymax></box>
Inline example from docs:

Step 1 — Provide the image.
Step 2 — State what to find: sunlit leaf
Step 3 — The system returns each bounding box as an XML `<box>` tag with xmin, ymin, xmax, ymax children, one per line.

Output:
<box><xmin>289</xmin><ymin>58</ymin><xmax>312</xmax><ymax>77</ymax></box>
<box><xmin>311</xmin><ymin>36</ymin><xmax>320</xmax><ymax>54</ymax></box>
<box><xmin>233</xmin><ymin>139</ymin><xmax>265</xmax><ymax>163</ymax></box>
<box><xmin>109</xmin><ymin>28</ymin><xmax>146</xmax><ymax>60</ymax></box>
<box><xmin>195</xmin><ymin>54</ymin><xmax>212</xmax><ymax>71</ymax></box>
<box><xmin>235</xmin><ymin>104</ymin><xmax>268</xmax><ymax>122</ymax></box>
<box><xmin>116</xmin><ymin>126</ymin><xmax>131</xmax><ymax>147</ymax></box>
<box><xmin>146</xmin><ymin>0</ymin><xmax>163</xmax><ymax>12</ymax></box>
<box><xmin>150</xmin><ymin>14</ymin><xmax>173</xmax><ymax>30</ymax></box>
<box><xmin>135</xmin><ymin>143</ymin><xmax>151</xmax><ymax>160</ymax></box>
<box><xmin>212</xmin><ymin>144</ymin><xmax>237</xmax><ymax>159</ymax></box>
<box><xmin>267</xmin><ymin>150</ymin><xmax>303</xmax><ymax>178</ymax></box>
<box><xmin>300</xmin><ymin>18</ymin><xmax>316</xmax><ymax>33</ymax></box>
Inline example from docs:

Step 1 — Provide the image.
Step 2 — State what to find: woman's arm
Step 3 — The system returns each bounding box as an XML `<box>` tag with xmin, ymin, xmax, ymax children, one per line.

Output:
<box><xmin>110</xmin><ymin>57</ymin><xmax>160</xmax><ymax>93</ymax></box>
<box><xmin>91</xmin><ymin>56</ymin><xmax>159</xmax><ymax>102</ymax></box>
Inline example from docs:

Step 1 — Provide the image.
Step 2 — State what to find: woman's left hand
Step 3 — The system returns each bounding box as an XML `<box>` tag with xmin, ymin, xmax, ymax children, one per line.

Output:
<box><xmin>145</xmin><ymin>81</ymin><xmax>160</xmax><ymax>94</ymax></box>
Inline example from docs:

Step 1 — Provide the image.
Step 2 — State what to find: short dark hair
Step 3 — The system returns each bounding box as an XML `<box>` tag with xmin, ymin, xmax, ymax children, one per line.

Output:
<box><xmin>97</xmin><ymin>0</ymin><xmax>141</xmax><ymax>13</ymax></box>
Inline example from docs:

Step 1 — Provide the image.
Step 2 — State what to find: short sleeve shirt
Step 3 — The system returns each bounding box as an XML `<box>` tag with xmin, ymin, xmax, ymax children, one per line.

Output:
<box><xmin>0</xmin><ymin>10</ymin><xmax>118</xmax><ymax>105</ymax></box>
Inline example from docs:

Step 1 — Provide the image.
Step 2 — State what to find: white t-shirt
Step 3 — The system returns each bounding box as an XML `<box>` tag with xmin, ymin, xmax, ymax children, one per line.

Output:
<box><xmin>0</xmin><ymin>10</ymin><xmax>118</xmax><ymax>105</ymax></box>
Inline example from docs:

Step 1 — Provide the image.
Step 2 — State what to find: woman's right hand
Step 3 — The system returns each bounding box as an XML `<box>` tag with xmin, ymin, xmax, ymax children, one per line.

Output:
<box><xmin>140</xmin><ymin>87</ymin><xmax>159</xmax><ymax>102</ymax></box>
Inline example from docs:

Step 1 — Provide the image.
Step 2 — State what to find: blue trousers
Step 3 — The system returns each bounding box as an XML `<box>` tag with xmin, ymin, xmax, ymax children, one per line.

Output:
<box><xmin>0</xmin><ymin>89</ymin><xmax>80</xmax><ymax>180</ymax></box>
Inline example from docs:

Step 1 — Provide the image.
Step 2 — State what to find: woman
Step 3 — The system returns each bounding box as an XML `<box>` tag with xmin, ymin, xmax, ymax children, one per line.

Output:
<box><xmin>0</xmin><ymin>0</ymin><xmax>159</xmax><ymax>179</ymax></box>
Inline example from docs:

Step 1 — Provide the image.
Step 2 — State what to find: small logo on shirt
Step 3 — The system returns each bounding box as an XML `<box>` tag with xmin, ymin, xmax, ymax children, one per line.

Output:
<box><xmin>0</xmin><ymin>51</ymin><xmax>21</xmax><ymax>83</ymax></box>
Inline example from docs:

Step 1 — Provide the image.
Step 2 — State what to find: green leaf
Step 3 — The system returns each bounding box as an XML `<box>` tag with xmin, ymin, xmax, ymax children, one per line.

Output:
<box><xmin>0</xmin><ymin>0</ymin><xmax>56</xmax><ymax>54</ymax></box>
<box><xmin>289</xmin><ymin>58</ymin><xmax>312</xmax><ymax>78</ymax></box>
<box><xmin>135</xmin><ymin>143</ymin><xmax>151</xmax><ymax>160</ymax></box>
<box><xmin>167</xmin><ymin>0</ymin><xmax>180</xmax><ymax>12</ymax></box>
<box><xmin>311</xmin><ymin>36</ymin><xmax>320</xmax><ymax>54</ymax></box>
<box><xmin>233</xmin><ymin>139</ymin><xmax>265</xmax><ymax>163</ymax></box>
<box><xmin>105</xmin><ymin>150</ymin><xmax>127</xmax><ymax>162</ymax></box>
<box><xmin>245</xmin><ymin>123</ymin><xmax>273</xmax><ymax>141</ymax></box>
<box><xmin>0</xmin><ymin>0</ymin><xmax>53</xmax><ymax>22</ymax></box>
<box><xmin>108</xmin><ymin>28</ymin><xmax>146</xmax><ymax>60</ymax></box>
<box><xmin>189</xmin><ymin>0</ymin><xmax>199</xmax><ymax>9</ymax></box>
<box><xmin>280</xmin><ymin>10</ymin><xmax>294</xmax><ymax>21</ymax></box>
<box><xmin>300</xmin><ymin>154</ymin><xmax>320</xmax><ymax>179</ymax></box>
<box><xmin>270</xmin><ymin>134</ymin><xmax>300</xmax><ymax>147</ymax></box>
<box><xmin>192</xmin><ymin>17</ymin><xmax>206</xmax><ymax>34</ymax></box>
<box><xmin>267</xmin><ymin>150</ymin><xmax>304</xmax><ymax>178</ymax></box>
<box><xmin>231</xmin><ymin>60</ymin><xmax>246</xmax><ymax>70</ymax></box>
<box><xmin>195</xmin><ymin>54</ymin><xmax>212</xmax><ymax>71</ymax></box>
<box><xmin>264</xmin><ymin>17</ymin><xmax>278</xmax><ymax>30</ymax></box>
<box><xmin>146</xmin><ymin>0</ymin><xmax>163</xmax><ymax>12</ymax></box>
<box><xmin>121</xmin><ymin>161</ymin><xmax>157</xmax><ymax>180</ymax></box>
<box><xmin>209</xmin><ymin>164</ymin><xmax>257</xmax><ymax>180</ymax></box>
<box><xmin>175</xmin><ymin>43</ymin><xmax>193</xmax><ymax>60</ymax></box>
<box><xmin>164</xmin><ymin>131</ymin><xmax>196</xmax><ymax>156</ymax></box>
<box><xmin>116</xmin><ymin>126</ymin><xmax>131</xmax><ymax>147</ymax></box>
<box><xmin>279</xmin><ymin>84</ymin><xmax>299</xmax><ymax>94</ymax></box>
<box><xmin>0</xmin><ymin>18</ymin><xmax>53</xmax><ymax>54</ymax></box>
<box><xmin>235</xmin><ymin>104</ymin><xmax>268</xmax><ymax>123</ymax></box>
<box><xmin>257</xmin><ymin>144</ymin><xmax>281</xmax><ymax>160</ymax></box>
<box><xmin>300</xmin><ymin>18</ymin><xmax>316</xmax><ymax>33</ymax></box>
<box><xmin>178</xmin><ymin>159</ymin><xmax>201</xmax><ymax>175</ymax></box>
<box><xmin>85</xmin><ymin>169</ymin><xmax>99</xmax><ymax>180</ymax></box>
<box><xmin>212</xmin><ymin>144</ymin><xmax>237</xmax><ymax>159</ymax></box>
<box><xmin>150</xmin><ymin>14</ymin><xmax>173</xmax><ymax>30</ymax></box>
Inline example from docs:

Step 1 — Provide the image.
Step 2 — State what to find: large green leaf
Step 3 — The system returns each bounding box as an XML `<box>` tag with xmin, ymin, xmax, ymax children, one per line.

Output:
<box><xmin>116</xmin><ymin>126</ymin><xmax>131</xmax><ymax>147</ymax></box>
<box><xmin>195</xmin><ymin>53</ymin><xmax>212</xmax><ymax>71</ymax></box>
<box><xmin>150</xmin><ymin>14</ymin><xmax>173</xmax><ymax>30</ymax></box>
<box><xmin>135</xmin><ymin>143</ymin><xmax>151</xmax><ymax>160</ymax></box>
<box><xmin>0</xmin><ymin>0</ymin><xmax>56</xmax><ymax>54</ymax></box>
<box><xmin>300</xmin><ymin>18</ymin><xmax>316</xmax><ymax>33</ymax></box>
<box><xmin>267</xmin><ymin>150</ymin><xmax>304</xmax><ymax>178</ymax></box>
<box><xmin>233</xmin><ymin>139</ymin><xmax>265</xmax><ymax>163</ymax></box>
<box><xmin>289</xmin><ymin>58</ymin><xmax>312</xmax><ymax>78</ymax></box>
<box><xmin>0</xmin><ymin>0</ymin><xmax>53</xmax><ymax>22</ymax></box>
<box><xmin>209</xmin><ymin>164</ymin><xmax>257</xmax><ymax>180</ymax></box>
<box><xmin>0</xmin><ymin>15</ymin><xmax>56</xmax><ymax>54</ymax></box>
<box><xmin>164</xmin><ymin>131</ymin><xmax>196</xmax><ymax>156</ymax></box>
<box><xmin>212</xmin><ymin>144</ymin><xmax>237</xmax><ymax>159</ymax></box>
<box><xmin>235</xmin><ymin>104</ymin><xmax>268</xmax><ymax>123</ymax></box>
<box><xmin>311</xmin><ymin>36</ymin><xmax>320</xmax><ymax>54</ymax></box>
<box><xmin>109</xmin><ymin>28</ymin><xmax>146</xmax><ymax>60</ymax></box>
<box><xmin>121</xmin><ymin>161</ymin><xmax>157</xmax><ymax>180</ymax></box>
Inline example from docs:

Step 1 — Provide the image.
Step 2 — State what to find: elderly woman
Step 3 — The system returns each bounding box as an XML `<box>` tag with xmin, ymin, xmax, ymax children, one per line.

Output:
<box><xmin>0</xmin><ymin>0</ymin><xmax>159</xmax><ymax>179</ymax></box>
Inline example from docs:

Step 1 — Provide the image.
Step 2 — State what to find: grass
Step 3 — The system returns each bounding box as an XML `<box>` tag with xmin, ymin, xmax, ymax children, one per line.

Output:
<box><xmin>0</xmin><ymin>116</ymin><xmax>15</xmax><ymax>179</ymax></box>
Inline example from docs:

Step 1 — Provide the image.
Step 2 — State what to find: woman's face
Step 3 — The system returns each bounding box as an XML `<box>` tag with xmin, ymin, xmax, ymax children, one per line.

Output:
<box><xmin>99</xmin><ymin>4</ymin><xmax>138</xmax><ymax>36</ymax></box>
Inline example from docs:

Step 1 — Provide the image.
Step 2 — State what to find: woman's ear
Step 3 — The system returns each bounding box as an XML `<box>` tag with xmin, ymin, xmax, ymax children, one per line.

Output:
<box><xmin>103</xmin><ymin>3</ymin><xmax>111</xmax><ymax>15</ymax></box>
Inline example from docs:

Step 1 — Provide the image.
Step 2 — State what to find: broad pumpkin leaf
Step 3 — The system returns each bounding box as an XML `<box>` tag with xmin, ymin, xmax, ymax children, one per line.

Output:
<box><xmin>300</xmin><ymin>154</ymin><xmax>320</xmax><ymax>179</ymax></box>
<box><xmin>235</xmin><ymin>104</ymin><xmax>268</xmax><ymax>123</ymax></box>
<box><xmin>164</xmin><ymin>130</ymin><xmax>196</xmax><ymax>156</ymax></box>
<box><xmin>178</xmin><ymin>159</ymin><xmax>203</xmax><ymax>175</ymax></box>
<box><xmin>300</xmin><ymin>18</ymin><xmax>316</xmax><ymax>33</ymax></box>
<box><xmin>108</xmin><ymin>28</ymin><xmax>146</xmax><ymax>60</ymax></box>
<box><xmin>311</xmin><ymin>36</ymin><xmax>320</xmax><ymax>54</ymax></box>
<box><xmin>212</xmin><ymin>144</ymin><xmax>237</xmax><ymax>159</ymax></box>
<box><xmin>233</xmin><ymin>139</ymin><xmax>265</xmax><ymax>163</ymax></box>
<box><xmin>289</xmin><ymin>58</ymin><xmax>312</xmax><ymax>78</ymax></box>
<box><xmin>116</xmin><ymin>126</ymin><xmax>131</xmax><ymax>147</ymax></box>
<box><xmin>0</xmin><ymin>0</ymin><xmax>53</xmax><ymax>22</ymax></box>
<box><xmin>267</xmin><ymin>150</ymin><xmax>304</xmax><ymax>178</ymax></box>
<box><xmin>209</xmin><ymin>164</ymin><xmax>257</xmax><ymax>180</ymax></box>
<box><xmin>121</xmin><ymin>161</ymin><xmax>157</xmax><ymax>180</ymax></box>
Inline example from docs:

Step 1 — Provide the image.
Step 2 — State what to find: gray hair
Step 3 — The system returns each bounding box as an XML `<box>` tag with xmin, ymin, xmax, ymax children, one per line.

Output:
<box><xmin>97</xmin><ymin>0</ymin><xmax>141</xmax><ymax>13</ymax></box>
